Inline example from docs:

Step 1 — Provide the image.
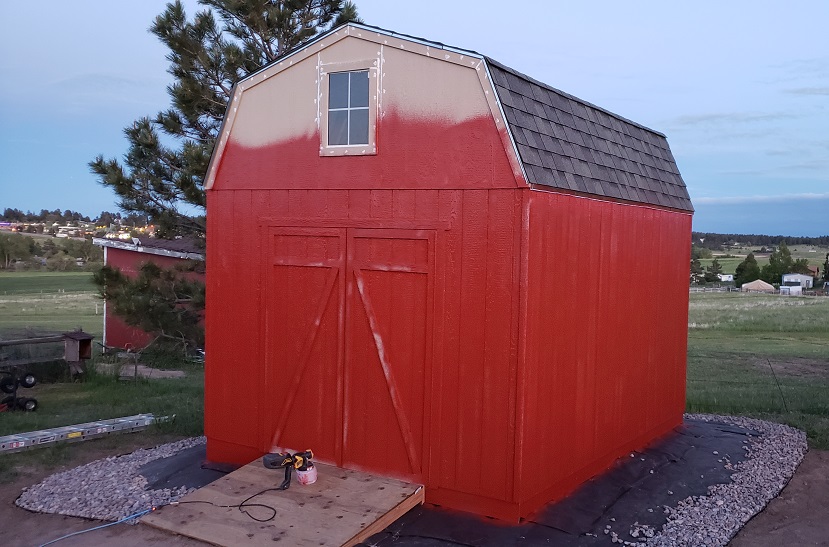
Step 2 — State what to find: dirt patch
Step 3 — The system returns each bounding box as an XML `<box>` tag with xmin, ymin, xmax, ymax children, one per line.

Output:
<box><xmin>729</xmin><ymin>449</ymin><xmax>829</xmax><ymax>546</ymax></box>
<box><xmin>96</xmin><ymin>362</ymin><xmax>186</xmax><ymax>379</ymax></box>
<box><xmin>751</xmin><ymin>356</ymin><xmax>829</xmax><ymax>380</ymax></box>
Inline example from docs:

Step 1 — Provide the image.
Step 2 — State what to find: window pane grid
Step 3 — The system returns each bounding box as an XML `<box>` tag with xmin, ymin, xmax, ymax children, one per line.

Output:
<box><xmin>328</xmin><ymin>71</ymin><xmax>369</xmax><ymax>146</ymax></box>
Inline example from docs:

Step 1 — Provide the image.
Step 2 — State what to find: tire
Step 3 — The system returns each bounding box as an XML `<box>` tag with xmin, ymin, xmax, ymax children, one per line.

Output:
<box><xmin>17</xmin><ymin>397</ymin><xmax>38</xmax><ymax>412</ymax></box>
<box><xmin>0</xmin><ymin>376</ymin><xmax>16</xmax><ymax>394</ymax></box>
<box><xmin>19</xmin><ymin>373</ymin><xmax>37</xmax><ymax>389</ymax></box>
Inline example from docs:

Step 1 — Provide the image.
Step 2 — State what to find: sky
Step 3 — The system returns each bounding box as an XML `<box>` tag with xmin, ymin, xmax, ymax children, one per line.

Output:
<box><xmin>0</xmin><ymin>1</ymin><xmax>827</xmax><ymax>237</ymax></box>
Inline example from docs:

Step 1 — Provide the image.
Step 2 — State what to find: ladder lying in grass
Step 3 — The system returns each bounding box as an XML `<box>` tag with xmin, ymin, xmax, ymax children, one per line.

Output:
<box><xmin>0</xmin><ymin>413</ymin><xmax>171</xmax><ymax>454</ymax></box>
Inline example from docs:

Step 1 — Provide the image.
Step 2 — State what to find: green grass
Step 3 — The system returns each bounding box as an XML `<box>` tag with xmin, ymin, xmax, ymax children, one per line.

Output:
<box><xmin>0</xmin><ymin>271</ymin><xmax>96</xmax><ymax>294</ymax></box>
<box><xmin>687</xmin><ymin>293</ymin><xmax>829</xmax><ymax>448</ymax></box>
<box><xmin>0</xmin><ymin>272</ymin><xmax>203</xmax><ymax>481</ymax></box>
<box><xmin>0</xmin><ymin>272</ymin><xmax>101</xmax><ymax>337</ymax></box>
<box><xmin>0</xmin><ymin>363</ymin><xmax>204</xmax><ymax>438</ymax></box>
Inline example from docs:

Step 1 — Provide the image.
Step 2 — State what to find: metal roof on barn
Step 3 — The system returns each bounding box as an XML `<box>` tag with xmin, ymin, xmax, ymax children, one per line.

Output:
<box><xmin>486</xmin><ymin>58</ymin><xmax>693</xmax><ymax>212</ymax></box>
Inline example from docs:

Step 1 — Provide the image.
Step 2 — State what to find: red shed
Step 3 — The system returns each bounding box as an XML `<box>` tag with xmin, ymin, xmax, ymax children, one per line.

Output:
<box><xmin>93</xmin><ymin>237</ymin><xmax>204</xmax><ymax>350</ymax></box>
<box><xmin>204</xmin><ymin>24</ymin><xmax>693</xmax><ymax>521</ymax></box>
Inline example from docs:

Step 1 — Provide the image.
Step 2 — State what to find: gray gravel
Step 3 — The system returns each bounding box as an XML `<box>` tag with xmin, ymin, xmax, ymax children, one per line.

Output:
<box><xmin>14</xmin><ymin>414</ymin><xmax>808</xmax><ymax>546</ymax></box>
<box><xmin>641</xmin><ymin>414</ymin><xmax>807</xmax><ymax>547</ymax></box>
<box><xmin>15</xmin><ymin>437</ymin><xmax>206</xmax><ymax>524</ymax></box>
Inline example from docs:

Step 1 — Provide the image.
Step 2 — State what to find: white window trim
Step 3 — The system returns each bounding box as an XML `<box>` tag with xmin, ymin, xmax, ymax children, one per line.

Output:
<box><xmin>319</xmin><ymin>59</ymin><xmax>378</xmax><ymax>157</ymax></box>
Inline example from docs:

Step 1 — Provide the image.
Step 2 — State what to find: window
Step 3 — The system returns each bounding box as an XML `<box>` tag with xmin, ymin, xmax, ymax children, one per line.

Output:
<box><xmin>328</xmin><ymin>70</ymin><xmax>369</xmax><ymax>146</ymax></box>
<box><xmin>320</xmin><ymin>62</ymin><xmax>377</xmax><ymax>156</ymax></box>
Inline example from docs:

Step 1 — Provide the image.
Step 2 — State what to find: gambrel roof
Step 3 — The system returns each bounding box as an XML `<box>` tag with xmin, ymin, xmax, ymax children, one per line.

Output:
<box><xmin>210</xmin><ymin>23</ymin><xmax>692</xmax><ymax>212</ymax></box>
<box><xmin>487</xmin><ymin>59</ymin><xmax>693</xmax><ymax>212</ymax></box>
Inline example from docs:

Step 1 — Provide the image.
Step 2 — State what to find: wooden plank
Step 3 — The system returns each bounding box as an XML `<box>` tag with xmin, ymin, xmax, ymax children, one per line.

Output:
<box><xmin>143</xmin><ymin>458</ymin><xmax>423</xmax><ymax>547</ymax></box>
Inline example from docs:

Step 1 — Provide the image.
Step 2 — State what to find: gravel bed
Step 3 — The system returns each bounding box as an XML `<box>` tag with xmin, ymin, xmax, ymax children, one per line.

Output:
<box><xmin>639</xmin><ymin>414</ymin><xmax>808</xmax><ymax>547</ymax></box>
<box><xmin>14</xmin><ymin>414</ymin><xmax>808</xmax><ymax>544</ymax></box>
<box><xmin>15</xmin><ymin>437</ymin><xmax>206</xmax><ymax>523</ymax></box>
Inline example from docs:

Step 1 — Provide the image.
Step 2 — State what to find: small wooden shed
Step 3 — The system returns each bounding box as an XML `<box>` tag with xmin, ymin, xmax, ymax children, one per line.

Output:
<box><xmin>93</xmin><ymin>237</ymin><xmax>204</xmax><ymax>350</ymax></box>
<box><xmin>204</xmin><ymin>24</ymin><xmax>693</xmax><ymax>521</ymax></box>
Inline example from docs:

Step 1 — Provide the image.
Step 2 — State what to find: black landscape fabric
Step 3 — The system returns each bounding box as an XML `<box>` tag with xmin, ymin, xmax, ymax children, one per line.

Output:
<box><xmin>362</xmin><ymin>419</ymin><xmax>756</xmax><ymax>546</ymax></box>
<box><xmin>135</xmin><ymin>419</ymin><xmax>755</xmax><ymax>546</ymax></box>
<box><xmin>139</xmin><ymin>445</ymin><xmax>226</xmax><ymax>491</ymax></box>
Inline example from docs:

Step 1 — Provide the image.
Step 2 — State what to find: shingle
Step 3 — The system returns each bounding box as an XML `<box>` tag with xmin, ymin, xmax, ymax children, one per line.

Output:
<box><xmin>522</xmin><ymin>128</ymin><xmax>540</xmax><ymax>148</ymax></box>
<box><xmin>550</xmin><ymin>123</ymin><xmax>568</xmax><ymax>141</ymax></box>
<box><xmin>531</xmin><ymin>84</ymin><xmax>553</xmax><ymax>106</ymax></box>
<box><xmin>535</xmin><ymin>117</ymin><xmax>554</xmax><ymax>137</ymax></box>
<box><xmin>617</xmin><ymin>185</ymin><xmax>630</xmax><ymax>201</ymax></box>
<box><xmin>538</xmin><ymin>149</ymin><xmax>556</xmax><ymax>170</ymax></box>
<box><xmin>554</xmin><ymin>154</ymin><xmax>574</xmax><ymax>173</ymax></box>
<box><xmin>504</xmin><ymin>71</ymin><xmax>534</xmax><ymax>96</ymax></box>
<box><xmin>550</xmin><ymin>92</ymin><xmax>573</xmax><ymax>113</ymax></box>
<box><xmin>490</xmin><ymin>66</ymin><xmax>509</xmax><ymax>87</ymax></box>
<box><xmin>514</xmin><ymin>110</ymin><xmax>539</xmax><ymax>131</ymax></box>
<box><xmin>528</xmin><ymin>99</ymin><xmax>548</xmax><ymax>120</ymax></box>
<box><xmin>512</xmin><ymin>124</ymin><xmax>528</xmax><ymax>146</ymax></box>
<box><xmin>518</xmin><ymin>143</ymin><xmax>542</xmax><ymax>166</ymax></box>
<box><xmin>554</xmin><ymin>110</ymin><xmax>573</xmax><ymax>129</ymax></box>
<box><xmin>541</xmin><ymin>103</ymin><xmax>561</xmax><ymax>124</ymax></box>
<box><xmin>496</xmin><ymin>86</ymin><xmax>514</xmax><ymax>108</ymax></box>
<box><xmin>573</xmin><ymin>115</ymin><xmax>590</xmax><ymax>134</ymax></box>
<box><xmin>564</xmin><ymin>126</ymin><xmax>585</xmax><ymax>146</ymax></box>
<box><xmin>503</xmin><ymin>107</ymin><xmax>519</xmax><ymax>126</ymax></box>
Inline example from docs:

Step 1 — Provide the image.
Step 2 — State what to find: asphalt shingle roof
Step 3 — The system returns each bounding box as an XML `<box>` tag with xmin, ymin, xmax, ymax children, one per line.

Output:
<box><xmin>486</xmin><ymin>58</ymin><xmax>693</xmax><ymax>212</ymax></box>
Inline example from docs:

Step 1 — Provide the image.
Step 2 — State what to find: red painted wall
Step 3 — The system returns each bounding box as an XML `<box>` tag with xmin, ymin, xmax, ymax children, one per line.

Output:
<box><xmin>206</xmin><ymin>106</ymin><xmax>691</xmax><ymax>521</ymax></box>
<box><xmin>516</xmin><ymin>191</ymin><xmax>691</xmax><ymax>514</ymax></box>
<box><xmin>103</xmin><ymin>247</ymin><xmax>202</xmax><ymax>350</ymax></box>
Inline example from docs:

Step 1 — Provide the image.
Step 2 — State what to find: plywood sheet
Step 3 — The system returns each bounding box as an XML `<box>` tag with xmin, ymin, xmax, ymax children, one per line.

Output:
<box><xmin>143</xmin><ymin>458</ymin><xmax>423</xmax><ymax>546</ymax></box>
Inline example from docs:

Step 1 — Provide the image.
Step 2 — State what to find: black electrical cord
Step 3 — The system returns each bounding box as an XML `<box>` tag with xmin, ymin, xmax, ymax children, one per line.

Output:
<box><xmin>170</xmin><ymin>485</ymin><xmax>289</xmax><ymax>523</ymax></box>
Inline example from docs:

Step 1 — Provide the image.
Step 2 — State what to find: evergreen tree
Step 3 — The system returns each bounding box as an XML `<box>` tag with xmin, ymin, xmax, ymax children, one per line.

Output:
<box><xmin>703</xmin><ymin>258</ymin><xmax>723</xmax><ymax>283</ymax></box>
<box><xmin>760</xmin><ymin>241</ymin><xmax>812</xmax><ymax>283</ymax></box>
<box><xmin>734</xmin><ymin>253</ymin><xmax>761</xmax><ymax>287</ymax></box>
<box><xmin>90</xmin><ymin>0</ymin><xmax>360</xmax><ymax>239</ymax></box>
<box><xmin>94</xmin><ymin>261</ymin><xmax>206</xmax><ymax>350</ymax></box>
<box><xmin>690</xmin><ymin>257</ymin><xmax>704</xmax><ymax>284</ymax></box>
<box><xmin>823</xmin><ymin>253</ymin><xmax>829</xmax><ymax>285</ymax></box>
<box><xmin>761</xmin><ymin>242</ymin><xmax>792</xmax><ymax>284</ymax></box>
<box><xmin>89</xmin><ymin>1</ymin><xmax>361</xmax><ymax>351</ymax></box>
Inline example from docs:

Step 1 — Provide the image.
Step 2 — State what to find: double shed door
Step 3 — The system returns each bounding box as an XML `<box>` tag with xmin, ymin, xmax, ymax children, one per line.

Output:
<box><xmin>263</xmin><ymin>227</ymin><xmax>435</xmax><ymax>482</ymax></box>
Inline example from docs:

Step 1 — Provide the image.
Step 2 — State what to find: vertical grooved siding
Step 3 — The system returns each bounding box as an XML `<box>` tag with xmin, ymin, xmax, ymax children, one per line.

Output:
<box><xmin>206</xmin><ymin>188</ymin><xmax>522</xmax><ymax>506</ymax></box>
<box><xmin>519</xmin><ymin>190</ymin><xmax>691</xmax><ymax>505</ymax></box>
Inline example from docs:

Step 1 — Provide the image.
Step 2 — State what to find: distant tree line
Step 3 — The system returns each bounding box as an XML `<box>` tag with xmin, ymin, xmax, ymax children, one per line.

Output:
<box><xmin>692</xmin><ymin>232</ymin><xmax>829</xmax><ymax>251</ymax></box>
<box><xmin>1</xmin><ymin>208</ymin><xmax>149</xmax><ymax>228</ymax></box>
<box><xmin>0</xmin><ymin>232</ymin><xmax>103</xmax><ymax>271</ymax></box>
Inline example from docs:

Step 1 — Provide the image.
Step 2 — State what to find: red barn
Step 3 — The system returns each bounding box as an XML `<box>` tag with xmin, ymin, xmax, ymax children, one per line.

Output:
<box><xmin>93</xmin><ymin>237</ymin><xmax>204</xmax><ymax>350</ymax></box>
<box><xmin>204</xmin><ymin>24</ymin><xmax>693</xmax><ymax>521</ymax></box>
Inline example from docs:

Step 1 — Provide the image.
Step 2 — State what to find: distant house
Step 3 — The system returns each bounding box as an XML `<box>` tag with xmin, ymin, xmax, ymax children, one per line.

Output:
<box><xmin>782</xmin><ymin>273</ymin><xmax>813</xmax><ymax>289</ymax></box>
<box><xmin>780</xmin><ymin>285</ymin><xmax>803</xmax><ymax>296</ymax></box>
<box><xmin>717</xmin><ymin>273</ymin><xmax>734</xmax><ymax>282</ymax></box>
<box><xmin>807</xmin><ymin>265</ymin><xmax>820</xmax><ymax>279</ymax></box>
<box><xmin>93</xmin><ymin>237</ymin><xmax>204</xmax><ymax>350</ymax></box>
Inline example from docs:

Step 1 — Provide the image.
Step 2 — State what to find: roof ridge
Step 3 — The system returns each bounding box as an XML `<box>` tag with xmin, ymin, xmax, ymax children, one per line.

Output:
<box><xmin>483</xmin><ymin>56</ymin><xmax>667</xmax><ymax>139</ymax></box>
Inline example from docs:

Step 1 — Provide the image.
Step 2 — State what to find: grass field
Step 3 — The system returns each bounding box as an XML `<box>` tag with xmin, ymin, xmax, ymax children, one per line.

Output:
<box><xmin>0</xmin><ymin>272</ymin><xmax>101</xmax><ymax>336</ymax></box>
<box><xmin>698</xmin><ymin>245</ymin><xmax>828</xmax><ymax>274</ymax></box>
<box><xmin>0</xmin><ymin>271</ymin><xmax>202</xmax><ymax>480</ymax></box>
<box><xmin>687</xmin><ymin>292</ymin><xmax>829</xmax><ymax>448</ymax></box>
